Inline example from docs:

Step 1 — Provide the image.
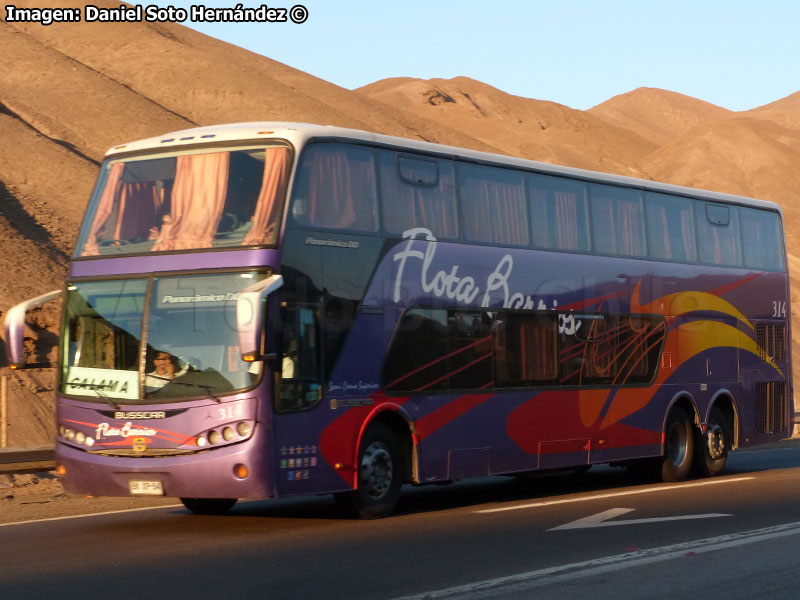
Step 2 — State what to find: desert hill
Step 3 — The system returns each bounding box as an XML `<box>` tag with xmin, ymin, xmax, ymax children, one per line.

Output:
<box><xmin>357</xmin><ymin>76</ymin><xmax>656</xmax><ymax>177</ymax></box>
<box><xmin>2</xmin><ymin>1</ymin><xmax>800</xmax><ymax>445</ymax></box>
<box><xmin>747</xmin><ymin>91</ymin><xmax>800</xmax><ymax>131</ymax></box>
<box><xmin>587</xmin><ymin>87</ymin><xmax>733</xmax><ymax>146</ymax></box>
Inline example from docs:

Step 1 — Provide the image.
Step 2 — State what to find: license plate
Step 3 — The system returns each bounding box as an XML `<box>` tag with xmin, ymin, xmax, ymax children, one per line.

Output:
<box><xmin>129</xmin><ymin>480</ymin><xmax>164</xmax><ymax>496</ymax></box>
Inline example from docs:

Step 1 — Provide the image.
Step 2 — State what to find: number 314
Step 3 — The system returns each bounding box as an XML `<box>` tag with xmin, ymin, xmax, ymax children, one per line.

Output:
<box><xmin>772</xmin><ymin>300</ymin><xmax>786</xmax><ymax>318</ymax></box>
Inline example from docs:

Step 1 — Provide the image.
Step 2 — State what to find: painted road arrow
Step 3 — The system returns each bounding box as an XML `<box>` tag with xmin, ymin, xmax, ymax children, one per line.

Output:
<box><xmin>549</xmin><ymin>508</ymin><xmax>731</xmax><ymax>531</ymax></box>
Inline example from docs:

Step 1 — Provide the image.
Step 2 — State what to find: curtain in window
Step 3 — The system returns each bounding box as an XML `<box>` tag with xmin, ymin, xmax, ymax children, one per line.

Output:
<box><xmin>243</xmin><ymin>147</ymin><xmax>288</xmax><ymax>245</ymax></box>
<box><xmin>381</xmin><ymin>157</ymin><xmax>456</xmax><ymax>238</ymax></box>
<box><xmin>412</xmin><ymin>184</ymin><xmax>453</xmax><ymax>236</ymax></box>
<box><xmin>554</xmin><ymin>191</ymin><xmax>579</xmax><ymax>250</ymax></box>
<box><xmin>151</xmin><ymin>152</ymin><xmax>229</xmax><ymax>251</ymax></box>
<box><xmin>307</xmin><ymin>148</ymin><xmax>375</xmax><ymax>231</ymax></box>
<box><xmin>618</xmin><ymin>200</ymin><xmax>644</xmax><ymax>256</ymax></box>
<box><xmin>708</xmin><ymin>225</ymin><xmax>738</xmax><ymax>265</ymax></box>
<box><xmin>82</xmin><ymin>162</ymin><xmax>124</xmax><ymax>255</ymax></box>
<box><xmin>680</xmin><ymin>209</ymin><xmax>694</xmax><ymax>260</ymax></box>
<box><xmin>462</xmin><ymin>176</ymin><xmax>528</xmax><ymax>246</ymax></box>
<box><xmin>593</xmin><ymin>193</ymin><xmax>645</xmax><ymax>257</ymax></box>
<box><xmin>114</xmin><ymin>182</ymin><xmax>159</xmax><ymax>242</ymax></box>
<box><xmin>518</xmin><ymin>319</ymin><xmax>556</xmax><ymax>381</ymax></box>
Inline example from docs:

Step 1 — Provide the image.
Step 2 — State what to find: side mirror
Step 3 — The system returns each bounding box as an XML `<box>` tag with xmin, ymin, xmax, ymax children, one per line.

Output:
<box><xmin>4</xmin><ymin>289</ymin><xmax>62</xmax><ymax>369</ymax></box>
<box><xmin>237</xmin><ymin>275</ymin><xmax>283</xmax><ymax>361</ymax></box>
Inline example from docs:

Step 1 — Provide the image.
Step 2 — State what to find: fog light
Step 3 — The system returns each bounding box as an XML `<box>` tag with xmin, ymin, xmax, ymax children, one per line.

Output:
<box><xmin>196</xmin><ymin>436</ymin><xmax>207</xmax><ymax>447</ymax></box>
<box><xmin>56</xmin><ymin>464</ymin><xmax>67</xmax><ymax>476</ymax></box>
<box><xmin>237</xmin><ymin>422</ymin><xmax>252</xmax><ymax>437</ymax></box>
<box><xmin>75</xmin><ymin>432</ymin><xmax>86</xmax><ymax>445</ymax></box>
<box><xmin>222</xmin><ymin>427</ymin><xmax>234</xmax><ymax>441</ymax></box>
<box><xmin>208</xmin><ymin>430</ymin><xmax>220</xmax><ymax>445</ymax></box>
<box><xmin>234</xmin><ymin>464</ymin><xmax>249</xmax><ymax>479</ymax></box>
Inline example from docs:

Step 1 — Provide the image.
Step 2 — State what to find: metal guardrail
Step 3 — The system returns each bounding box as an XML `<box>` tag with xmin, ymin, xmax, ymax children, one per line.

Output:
<box><xmin>0</xmin><ymin>446</ymin><xmax>55</xmax><ymax>474</ymax></box>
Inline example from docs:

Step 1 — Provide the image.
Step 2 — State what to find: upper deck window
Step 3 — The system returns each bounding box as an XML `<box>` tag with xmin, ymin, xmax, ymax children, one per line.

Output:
<box><xmin>459</xmin><ymin>163</ymin><xmax>529</xmax><ymax>247</ymax></box>
<box><xmin>529</xmin><ymin>174</ymin><xmax>591</xmax><ymax>252</ymax></box>
<box><xmin>290</xmin><ymin>143</ymin><xmax>378</xmax><ymax>232</ymax></box>
<box><xmin>590</xmin><ymin>184</ymin><xmax>647</xmax><ymax>258</ymax></box>
<box><xmin>739</xmin><ymin>207</ymin><xmax>784</xmax><ymax>271</ymax></box>
<box><xmin>77</xmin><ymin>145</ymin><xmax>290</xmax><ymax>256</ymax></box>
<box><xmin>645</xmin><ymin>193</ymin><xmax>697</xmax><ymax>262</ymax></box>
<box><xmin>696</xmin><ymin>202</ymin><xmax>741</xmax><ymax>266</ymax></box>
<box><xmin>380</xmin><ymin>151</ymin><xmax>459</xmax><ymax>240</ymax></box>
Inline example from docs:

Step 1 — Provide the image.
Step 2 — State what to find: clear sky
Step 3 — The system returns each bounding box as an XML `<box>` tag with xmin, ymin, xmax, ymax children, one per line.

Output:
<box><xmin>162</xmin><ymin>0</ymin><xmax>799</xmax><ymax>111</ymax></box>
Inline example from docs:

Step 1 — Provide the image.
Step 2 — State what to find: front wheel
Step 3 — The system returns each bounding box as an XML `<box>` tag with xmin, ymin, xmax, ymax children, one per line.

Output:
<box><xmin>660</xmin><ymin>407</ymin><xmax>694</xmax><ymax>482</ymax></box>
<box><xmin>180</xmin><ymin>497</ymin><xmax>237</xmax><ymax>514</ymax></box>
<box><xmin>336</xmin><ymin>423</ymin><xmax>402</xmax><ymax>519</ymax></box>
<box><xmin>694</xmin><ymin>406</ymin><xmax>731</xmax><ymax>477</ymax></box>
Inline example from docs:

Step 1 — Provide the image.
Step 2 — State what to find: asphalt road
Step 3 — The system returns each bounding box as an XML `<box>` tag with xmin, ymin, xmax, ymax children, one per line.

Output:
<box><xmin>3</xmin><ymin>440</ymin><xmax>800</xmax><ymax>600</ymax></box>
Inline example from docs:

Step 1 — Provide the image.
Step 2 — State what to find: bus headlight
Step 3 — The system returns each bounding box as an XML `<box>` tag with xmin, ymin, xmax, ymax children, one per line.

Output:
<box><xmin>75</xmin><ymin>432</ymin><xmax>86</xmax><ymax>445</ymax></box>
<box><xmin>222</xmin><ymin>427</ymin><xmax>235</xmax><ymax>442</ymax></box>
<box><xmin>237</xmin><ymin>422</ymin><xmax>252</xmax><ymax>437</ymax></box>
<box><xmin>208</xmin><ymin>430</ymin><xmax>220</xmax><ymax>445</ymax></box>
<box><xmin>196</xmin><ymin>436</ymin><xmax>207</xmax><ymax>447</ymax></box>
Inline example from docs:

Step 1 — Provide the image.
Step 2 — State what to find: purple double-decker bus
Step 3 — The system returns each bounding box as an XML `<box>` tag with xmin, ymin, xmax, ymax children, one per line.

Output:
<box><xmin>4</xmin><ymin>123</ymin><xmax>792</xmax><ymax>517</ymax></box>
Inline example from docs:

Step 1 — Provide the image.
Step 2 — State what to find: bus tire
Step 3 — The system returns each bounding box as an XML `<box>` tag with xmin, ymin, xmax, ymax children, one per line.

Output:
<box><xmin>660</xmin><ymin>407</ymin><xmax>694</xmax><ymax>482</ymax></box>
<box><xmin>694</xmin><ymin>406</ymin><xmax>731</xmax><ymax>477</ymax></box>
<box><xmin>338</xmin><ymin>423</ymin><xmax>402</xmax><ymax>519</ymax></box>
<box><xmin>180</xmin><ymin>497</ymin><xmax>237</xmax><ymax>514</ymax></box>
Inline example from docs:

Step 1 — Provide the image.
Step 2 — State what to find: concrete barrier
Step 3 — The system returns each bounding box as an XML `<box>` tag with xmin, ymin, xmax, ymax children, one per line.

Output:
<box><xmin>0</xmin><ymin>446</ymin><xmax>55</xmax><ymax>474</ymax></box>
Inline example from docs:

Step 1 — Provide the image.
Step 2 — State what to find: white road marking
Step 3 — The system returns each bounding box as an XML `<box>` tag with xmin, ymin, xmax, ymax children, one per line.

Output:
<box><xmin>476</xmin><ymin>476</ymin><xmax>754</xmax><ymax>514</ymax></box>
<box><xmin>0</xmin><ymin>503</ymin><xmax>184</xmax><ymax>528</ymax></box>
<box><xmin>548</xmin><ymin>507</ymin><xmax>731</xmax><ymax>530</ymax></box>
<box><xmin>391</xmin><ymin>520</ymin><xmax>800</xmax><ymax>600</ymax></box>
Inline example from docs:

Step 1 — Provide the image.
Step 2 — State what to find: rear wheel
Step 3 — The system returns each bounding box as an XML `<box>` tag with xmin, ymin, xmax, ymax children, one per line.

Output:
<box><xmin>660</xmin><ymin>407</ymin><xmax>694</xmax><ymax>482</ymax></box>
<box><xmin>694</xmin><ymin>406</ymin><xmax>731</xmax><ymax>477</ymax></box>
<box><xmin>180</xmin><ymin>497</ymin><xmax>237</xmax><ymax>514</ymax></box>
<box><xmin>336</xmin><ymin>423</ymin><xmax>402</xmax><ymax>519</ymax></box>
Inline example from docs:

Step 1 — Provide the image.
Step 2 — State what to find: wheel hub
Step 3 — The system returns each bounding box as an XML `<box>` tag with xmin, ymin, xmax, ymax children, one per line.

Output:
<box><xmin>360</xmin><ymin>442</ymin><xmax>393</xmax><ymax>500</ymax></box>
<box><xmin>706</xmin><ymin>423</ymin><xmax>725</xmax><ymax>459</ymax></box>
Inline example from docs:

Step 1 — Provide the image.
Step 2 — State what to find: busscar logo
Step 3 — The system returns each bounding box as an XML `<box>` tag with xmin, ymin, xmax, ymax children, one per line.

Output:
<box><xmin>114</xmin><ymin>411</ymin><xmax>167</xmax><ymax>420</ymax></box>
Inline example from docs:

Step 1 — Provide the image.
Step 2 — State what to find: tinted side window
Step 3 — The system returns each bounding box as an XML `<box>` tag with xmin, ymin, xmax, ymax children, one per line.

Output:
<box><xmin>696</xmin><ymin>202</ymin><xmax>741</xmax><ymax>266</ymax></box>
<box><xmin>383</xmin><ymin>308</ymin><xmax>449</xmax><ymax>392</ymax></box>
<box><xmin>560</xmin><ymin>315</ymin><xmax>665</xmax><ymax>385</ymax></box>
<box><xmin>645</xmin><ymin>193</ymin><xmax>697</xmax><ymax>262</ymax></box>
<box><xmin>739</xmin><ymin>207</ymin><xmax>785</xmax><ymax>271</ymax></box>
<box><xmin>446</xmin><ymin>311</ymin><xmax>494</xmax><ymax>390</ymax></box>
<box><xmin>459</xmin><ymin>163</ymin><xmax>529</xmax><ymax>246</ymax></box>
<box><xmin>384</xmin><ymin>309</ymin><xmax>665</xmax><ymax>393</ymax></box>
<box><xmin>494</xmin><ymin>312</ymin><xmax>558</xmax><ymax>386</ymax></box>
<box><xmin>380</xmin><ymin>152</ymin><xmax>458</xmax><ymax>239</ymax></box>
<box><xmin>290</xmin><ymin>144</ymin><xmax>378</xmax><ymax>232</ymax></box>
<box><xmin>529</xmin><ymin>174</ymin><xmax>591</xmax><ymax>252</ymax></box>
<box><xmin>590</xmin><ymin>184</ymin><xmax>646</xmax><ymax>257</ymax></box>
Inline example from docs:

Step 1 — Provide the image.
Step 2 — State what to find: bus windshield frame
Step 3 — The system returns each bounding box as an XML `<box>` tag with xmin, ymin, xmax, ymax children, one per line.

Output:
<box><xmin>59</xmin><ymin>271</ymin><xmax>270</xmax><ymax>404</ymax></box>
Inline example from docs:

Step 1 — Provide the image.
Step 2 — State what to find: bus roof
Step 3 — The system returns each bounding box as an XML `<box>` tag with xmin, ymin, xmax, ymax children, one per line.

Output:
<box><xmin>105</xmin><ymin>122</ymin><xmax>782</xmax><ymax>214</ymax></box>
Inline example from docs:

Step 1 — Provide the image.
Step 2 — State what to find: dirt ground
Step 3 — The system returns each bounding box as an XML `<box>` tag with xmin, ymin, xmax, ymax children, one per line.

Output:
<box><xmin>0</xmin><ymin>471</ymin><xmax>179</xmax><ymax>524</ymax></box>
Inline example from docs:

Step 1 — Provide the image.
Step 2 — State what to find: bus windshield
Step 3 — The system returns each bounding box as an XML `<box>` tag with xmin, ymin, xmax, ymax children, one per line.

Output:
<box><xmin>76</xmin><ymin>144</ymin><xmax>290</xmax><ymax>256</ymax></box>
<box><xmin>60</xmin><ymin>272</ymin><xmax>267</xmax><ymax>402</ymax></box>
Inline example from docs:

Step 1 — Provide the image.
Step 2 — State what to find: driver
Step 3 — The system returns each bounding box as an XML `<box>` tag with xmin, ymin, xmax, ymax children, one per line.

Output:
<box><xmin>145</xmin><ymin>351</ymin><xmax>187</xmax><ymax>389</ymax></box>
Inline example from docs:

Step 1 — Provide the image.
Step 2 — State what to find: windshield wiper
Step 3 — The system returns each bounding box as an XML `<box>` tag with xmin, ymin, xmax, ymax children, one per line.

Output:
<box><xmin>148</xmin><ymin>374</ymin><xmax>221</xmax><ymax>403</ymax></box>
<box><xmin>93</xmin><ymin>387</ymin><xmax>120</xmax><ymax>411</ymax></box>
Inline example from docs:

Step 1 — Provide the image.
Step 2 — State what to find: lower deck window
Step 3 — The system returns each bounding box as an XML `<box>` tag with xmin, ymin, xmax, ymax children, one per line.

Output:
<box><xmin>383</xmin><ymin>308</ymin><xmax>664</xmax><ymax>393</ymax></box>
